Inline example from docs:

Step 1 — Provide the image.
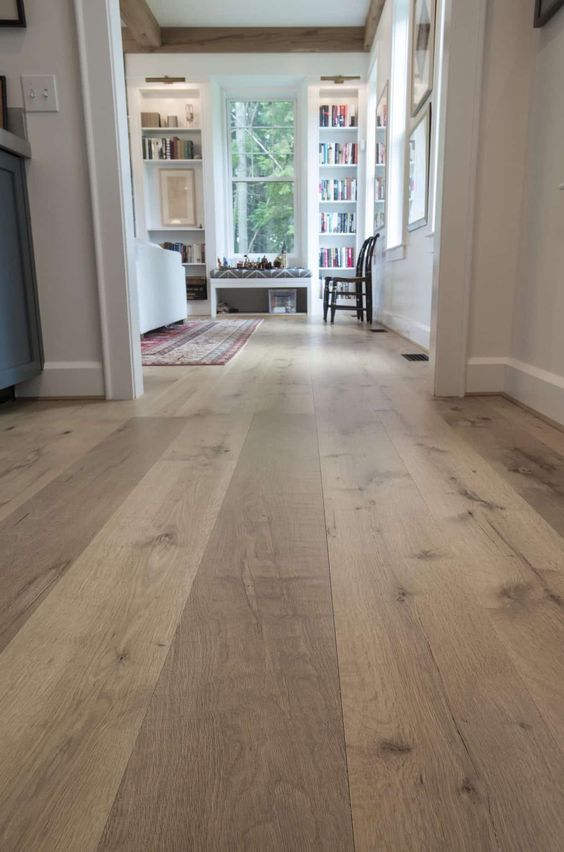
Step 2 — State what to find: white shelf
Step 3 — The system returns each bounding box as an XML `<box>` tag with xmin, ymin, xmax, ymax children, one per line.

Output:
<box><xmin>141</xmin><ymin>126</ymin><xmax>202</xmax><ymax>132</ymax></box>
<box><xmin>148</xmin><ymin>226</ymin><xmax>205</xmax><ymax>232</ymax></box>
<box><xmin>320</xmin><ymin>164</ymin><xmax>358</xmax><ymax>169</ymax></box>
<box><xmin>182</xmin><ymin>262</ymin><xmax>206</xmax><ymax>266</ymax></box>
<box><xmin>319</xmin><ymin>199</ymin><xmax>357</xmax><ymax>204</ymax></box>
<box><xmin>319</xmin><ymin>126</ymin><xmax>358</xmax><ymax>132</ymax></box>
<box><xmin>143</xmin><ymin>159</ymin><xmax>202</xmax><ymax>165</ymax></box>
<box><xmin>319</xmin><ymin>232</ymin><xmax>357</xmax><ymax>237</ymax></box>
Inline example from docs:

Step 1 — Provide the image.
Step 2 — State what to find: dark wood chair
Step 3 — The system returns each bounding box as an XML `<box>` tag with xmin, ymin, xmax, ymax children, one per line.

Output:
<box><xmin>323</xmin><ymin>234</ymin><xmax>380</xmax><ymax>324</ymax></box>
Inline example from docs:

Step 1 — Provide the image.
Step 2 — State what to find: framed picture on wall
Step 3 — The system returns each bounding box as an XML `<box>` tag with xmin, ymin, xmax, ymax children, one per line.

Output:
<box><xmin>411</xmin><ymin>0</ymin><xmax>437</xmax><ymax>116</ymax></box>
<box><xmin>534</xmin><ymin>0</ymin><xmax>564</xmax><ymax>26</ymax></box>
<box><xmin>408</xmin><ymin>104</ymin><xmax>431</xmax><ymax>231</ymax></box>
<box><xmin>0</xmin><ymin>0</ymin><xmax>26</xmax><ymax>26</ymax></box>
<box><xmin>159</xmin><ymin>169</ymin><xmax>196</xmax><ymax>227</ymax></box>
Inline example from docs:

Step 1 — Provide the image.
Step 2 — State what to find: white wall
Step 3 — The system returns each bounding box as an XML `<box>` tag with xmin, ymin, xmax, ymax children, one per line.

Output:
<box><xmin>465</xmin><ymin>0</ymin><xmax>533</xmax><ymax>392</ymax></box>
<box><xmin>368</xmin><ymin>0</ymin><xmax>436</xmax><ymax>350</ymax></box>
<box><xmin>465</xmin><ymin>0</ymin><xmax>564</xmax><ymax>426</ymax></box>
<box><xmin>0</xmin><ymin>0</ymin><xmax>105</xmax><ymax>396</ymax></box>
<box><xmin>507</xmin><ymin>10</ymin><xmax>564</xmax><ymax>423</ymax></box>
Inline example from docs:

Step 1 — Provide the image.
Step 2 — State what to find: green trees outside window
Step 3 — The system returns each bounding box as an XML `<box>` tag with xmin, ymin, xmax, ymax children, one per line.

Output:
<box><xmin>229</xmin><ymin>100</ymin><xmax>296</xmax><ymax>255</ymax></box>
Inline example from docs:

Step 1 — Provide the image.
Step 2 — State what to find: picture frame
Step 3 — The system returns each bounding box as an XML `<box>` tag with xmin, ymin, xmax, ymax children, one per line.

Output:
<box><xmin>534</xmin><ymin>0</ymin><xmax>564</xmax><ymax>26</ymax></box>
<box><xmin>0</xmin><ymin>77</ymin><xmax>8</xmax><ymax>130</ymax></box>
<box><xmin>159</xmin><ymin>169</ymin><xmax>196</xmax><ymax>227</ymax></box>
<box><xmin>0</xmin><ymin>0</ymin><xmax>26</xmax><ymax>27</ymax></box>
<box><xmin>407</xmin><ymin>104</ymin><xmax>431</xmax><ymax>232</ymax></box>
<box><xmin>410</xmin><ymin>0</ymin><xmax>437</xmax><ymax>116</ymax></box>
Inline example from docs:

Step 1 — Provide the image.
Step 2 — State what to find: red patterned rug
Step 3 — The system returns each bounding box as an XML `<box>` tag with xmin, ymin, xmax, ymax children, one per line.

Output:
<box><xmin>141</xmin><ymin>318</ymin><xmax>262</xmax><ymax>366</ymax></box>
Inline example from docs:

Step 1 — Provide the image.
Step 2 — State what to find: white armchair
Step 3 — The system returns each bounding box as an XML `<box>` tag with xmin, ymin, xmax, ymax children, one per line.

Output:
<box><xmin>136</xmin><ymin>241</ymin><xmax>187</xmax><ymax>334</ymax></box>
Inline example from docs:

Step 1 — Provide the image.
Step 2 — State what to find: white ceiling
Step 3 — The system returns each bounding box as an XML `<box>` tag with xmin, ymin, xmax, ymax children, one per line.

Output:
<box><xmin>148</xmin><ymin>0</ymin><xmax>372</xmax><ymax>28</ymax></box>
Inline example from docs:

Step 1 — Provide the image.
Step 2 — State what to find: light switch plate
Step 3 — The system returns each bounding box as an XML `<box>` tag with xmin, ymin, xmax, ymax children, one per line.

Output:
<box><xmin>21</xmin><ymin>75</ymin><xmax>59</xmax><ymax>113</ymax></box>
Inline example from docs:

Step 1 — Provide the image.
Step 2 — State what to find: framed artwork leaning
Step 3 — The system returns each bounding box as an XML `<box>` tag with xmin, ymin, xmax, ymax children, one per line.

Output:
<box><xmin>408</xmin><ymin>104</ymin><xmax>431</xmax><ymax>232</ymax></box>
<box><xmin>411</xmin><ymin>0</ymin><xmax>437</xmax><ymax>116</ymax></box>
<box><xmin>0</xmin><ymin>0</ymin><xmax>26</xmax><ymax>26</ymax></box>
<box><xmin>534</xmin><ymin>0</ymin><xmax>564</xmax><ymax>26</ymax></box>
<box><xmin>159</xmin><ymin>169</ymin><xmax>196</xmax><ymax>227</ymax></box>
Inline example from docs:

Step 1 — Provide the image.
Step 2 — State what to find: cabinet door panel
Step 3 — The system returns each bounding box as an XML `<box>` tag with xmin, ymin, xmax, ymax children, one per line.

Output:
<box><xmin>0</xmin><ymin>149</ymin><xmax>43</xmax><ymax>389</ymax></box>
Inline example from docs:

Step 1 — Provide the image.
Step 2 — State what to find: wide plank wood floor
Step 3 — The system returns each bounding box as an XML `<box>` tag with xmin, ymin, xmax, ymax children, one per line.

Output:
<box><xmin>0</xmin><ymin>317</ymin><xmax>563</xmax><ymax>851</ymax></box>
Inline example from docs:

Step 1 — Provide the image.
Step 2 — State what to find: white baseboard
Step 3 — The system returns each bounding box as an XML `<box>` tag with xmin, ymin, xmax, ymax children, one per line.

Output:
<box><xmin>377</xmin><ymin>309</ymin><xmax>431</xmax><ymax>350</ymax></box>
<box><xmin>467</xmin><ymin>356</ymin><xmax>564</xmax><ymax>426</ymax></box>
<box><xmin>16</xmin><ymin>361</ymin><xmax>105</xmax><ymax>398</ymax></box>
<box><xmin>466</xmin><ymin>357</ymin><xmax>506</xmax><ymax>393</ymax></box>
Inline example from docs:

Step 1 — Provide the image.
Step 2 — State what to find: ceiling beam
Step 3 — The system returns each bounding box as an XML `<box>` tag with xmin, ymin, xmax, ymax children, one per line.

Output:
<box><xmin>364</xmin><ymin>0</ymin><xmax>386</xmax><ymax>50</ymax></box>
<box><xmin>122</xmin><ymin>26</ymin><xmax>366</xmax><ymax>53</ymax></box>
<box><xmin>120</xmin><ymin>0</ymin><xmax>161</xmax><ymax>48</ymax></box>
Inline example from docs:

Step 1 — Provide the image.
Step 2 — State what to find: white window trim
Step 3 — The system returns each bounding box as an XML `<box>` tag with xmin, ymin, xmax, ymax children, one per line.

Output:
<box><xmin>224</xmin><ymin>93</ymin><xmax>300</xmax><ymax>264</ymax></box>
<box><xmin>387</xmin><ymin>0</ymin><xmax>410</xmax><ymax>252</ymax></box>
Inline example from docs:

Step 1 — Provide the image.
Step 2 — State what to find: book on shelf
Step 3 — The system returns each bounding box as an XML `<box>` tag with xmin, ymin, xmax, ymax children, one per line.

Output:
<box><xmin>142</xmin><ymin>137</ymin><xmax>200</xmax><ymax>161</ymax></box>
<box><xmin>319</xmin><ymin>104</ymin><xmax>358</xmax><ymax>128</ymax></box>
<box><xmin>141</xmin><ymin>111</ymin><xmax>161</xmax><ymax>128</ymax></box>
<box><xmin>186</xmin><ymin>277</ymin><xmax>208</xmax><ymax>301</ymax></box>
<box><xmin>161</xmin><ymin>241</ymin><xmax>206</xmax><ymax>265</ymax></box>
<box><xmin>376</xmin><ymin>142</ymin><xmax>386</xmax><ymax>165</ymax></box>
<box><xmin>320</xmin><ymin>212</ymin><xmax>356</xmax><ymax>234</ymax></box>
<box><xmin>319</xmin><ymin>247</ymin><xmax>356</xmax><ymax>269</ymax></box>
<box><xmin>319</xmin><ymin>142</ymin><xmax>358</xmax><ymax>166</ymax></box>
<box><xmin>319</xmin><ymin>178</ymin><xmax>358</xmax><ymax>202</ymax></box>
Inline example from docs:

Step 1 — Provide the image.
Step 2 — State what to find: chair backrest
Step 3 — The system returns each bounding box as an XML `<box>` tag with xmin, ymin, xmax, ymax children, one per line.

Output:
<box><xmin>356</xmin><ymin>234</ymin><xmax>380</xmax><ymax>280</ymax></box>
<box><xmin>356</xmin><ymin>237</ymin><xmax>373</xmax><ymax>278</ymax></box>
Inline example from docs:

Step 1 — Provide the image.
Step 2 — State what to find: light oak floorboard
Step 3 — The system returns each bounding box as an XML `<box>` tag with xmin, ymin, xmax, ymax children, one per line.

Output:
<box><xmin>0</xmin><ymin>411</ymin><xmax>254</xmax><ymax>852</ymax></box>
<box><xmin>99</xmin><ymin>408</ymin><xmax>354</xmax><ymax>851</ymax></box>
<box><xmin>313</xmin><ymin>363</ymin><xmax>564</xmax><ymax>851</ymax></box>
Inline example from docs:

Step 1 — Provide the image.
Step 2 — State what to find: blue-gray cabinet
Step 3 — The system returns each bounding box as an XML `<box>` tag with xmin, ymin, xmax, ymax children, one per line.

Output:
<box><xmin>0</xmin><ymin>132</ymin><xmax>43</xmax><ymax>391</ymax></box>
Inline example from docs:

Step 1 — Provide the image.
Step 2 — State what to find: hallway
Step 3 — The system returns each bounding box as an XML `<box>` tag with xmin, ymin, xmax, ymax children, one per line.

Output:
<box><xmin>0</xmin><ymin>317</ymin><xmax>563</xmax><ymax>850</ymax></box>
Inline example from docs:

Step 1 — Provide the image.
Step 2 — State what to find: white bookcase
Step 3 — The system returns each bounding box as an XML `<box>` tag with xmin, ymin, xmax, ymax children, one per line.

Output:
<box><xmin>313</xmin><ymin>85</ymin><xmax>367</xmax><ymax>308</ymax></box>
<box><xmin>128</xmin><ymin>85</ymin><xmax>212</xmax><ymax>315</ymax></box>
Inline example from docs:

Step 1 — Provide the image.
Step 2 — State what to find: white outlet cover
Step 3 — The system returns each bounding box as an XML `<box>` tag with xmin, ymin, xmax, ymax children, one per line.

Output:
<box><xmin>21</xmin><ymin>75</ymin><xmax>59</xmax><ymax>113</ymax></box>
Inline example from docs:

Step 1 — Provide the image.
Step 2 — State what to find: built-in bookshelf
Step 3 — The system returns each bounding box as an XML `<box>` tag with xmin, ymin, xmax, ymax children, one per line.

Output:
<box><xmin>129</xmin><ymin>86</ymin><xmax>210</xmax><ymax>314</ymax></box>
<box><xmin>375</xmin><ymin>83</ymin><xmax>389</xmax><ymax>232</ymax></box>
<box><xmin>317</xmin><ymin>90</ymin><xmax>361</xmax><ymax>281</ymax></box>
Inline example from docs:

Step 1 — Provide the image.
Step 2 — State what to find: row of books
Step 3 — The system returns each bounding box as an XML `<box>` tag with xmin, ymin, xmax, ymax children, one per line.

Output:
<box><xmin>319</xmin><ymin>178</ymin><xmax>358</xmax><ymax>202</ymax></box>
<box><xmin>376</xmin><ymin>142</ymin><xmax>386</xmax><ymax>166</ymax></box>
<box><xmin>142</xmin><ymin>137</ymin><xmax>200</xmax><ymax>161</ymax></box>
<box><xmin>161</xmin><ymin>242</ymin><xmax>206</xmax><ymax>264</ymax></box>
<box><xmin>319</xmin><ymin>143</ymin><xmax>358</xmax><ymax>166</ymax></box>
<box><xmin>320</xmin><ymin>213</ymin><xmax>356</xmax><ymax>234</ymax></box>
<box><xmin>319</xmin><ymin>247</ymin><xmax>356</xmax><ymax>269</ymax></box>
<box><xmin>376</xmin><ymin>177</ymin><xmax>386</xmax><ymax>202</ymax></box>
<box><xmin>319</xmin><ymin>104</ymin><xmax>358</xmax><ymax>128</ymax></box>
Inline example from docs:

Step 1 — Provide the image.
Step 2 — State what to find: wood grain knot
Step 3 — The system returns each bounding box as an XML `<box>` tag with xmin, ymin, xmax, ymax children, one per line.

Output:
<box><xmin>378</xmin><ymin>739</ymin><xmax>413</xmax><ymax>756</ymax></box>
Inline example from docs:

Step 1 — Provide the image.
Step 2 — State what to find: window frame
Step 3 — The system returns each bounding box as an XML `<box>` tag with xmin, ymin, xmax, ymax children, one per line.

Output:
<box><xmin>225</xmin><ymin>95</ymin><xmax>299</xmax><ymax>261</ymax></box>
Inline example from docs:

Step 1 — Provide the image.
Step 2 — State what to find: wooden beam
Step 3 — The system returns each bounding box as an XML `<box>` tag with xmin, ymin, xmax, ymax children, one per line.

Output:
<box><xmin>120</xmin><ymin>0</ymin><xmax>161</xmax><ymax>48</ymax></box>
<box><xmin>123</xmin><ymin>26</ymin><xmax>366</xmax><ymax>54</ymax></box>
<box><xmin>364</xmin><ymin>0</ymin><xmax>386</xmax><ymax>50</ymax></box>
